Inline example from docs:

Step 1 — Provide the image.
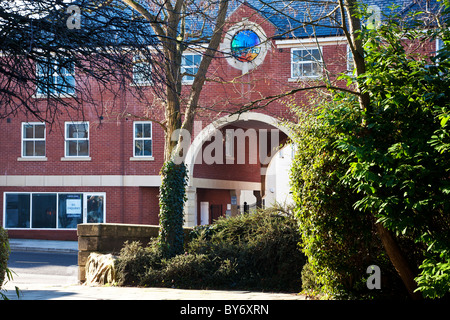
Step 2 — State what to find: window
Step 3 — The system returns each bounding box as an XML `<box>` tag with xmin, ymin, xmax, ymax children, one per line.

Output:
<box><xmin>134</xmin><ymin>121</ymin><xmax>152</xmax><ymax>157</ymax></box>
<box><xmin>36</xmin><ymin>58</ymin><xmax>75</xmax><ymax>96</ymax></box>
<box><xmin>132</xmin><ymin>55</ymin><xmax>152</xmax><ymax>85</ymax></box>
<box><xmin>4</xmin><ymin>193</ymin><xmax>30</xmax><ymax>228</ymax></box>
<box><xmin>22</xmin><ymin>122</ymin><xmax>45</xmax><ymax>157</ymax></box>
<box><xmin>3</xmin><ymin>192</ymin><xmax>105</xmax><ymax>229</ymax></box>
<box><xmin>291</xmin><ymin>48</ymin><xmax>322</xmax><ymax>78</ymax></box>
<box><xmin>181</xmin><ymin>53</ymin><xmax>201</xmax><ymax>82</ymax></box>
<box><xmin>31</xmin><ymin>194</ymin><xmax>57</xmax><ymax>228</ymax></box>
<box><xmin>58</xmin><ymin>194</ymin><xmax>83</xmax><ymax>228</ymax></box>
<box><xmin>65</xmin><ymin>122</ymin><xmax>89</xmax><ymax>157</ymax></box>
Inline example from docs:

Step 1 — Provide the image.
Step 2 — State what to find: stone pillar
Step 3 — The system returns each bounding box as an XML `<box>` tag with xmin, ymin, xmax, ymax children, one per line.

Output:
<box><xmin>230</xmin><ymin>189</ymin><xmax>241</xmax><ymax>217</ymax></box>
<box><xmin>184</xmin><ymin>186</ymin><xmax>197</xmax><ymax>227</ymax></box>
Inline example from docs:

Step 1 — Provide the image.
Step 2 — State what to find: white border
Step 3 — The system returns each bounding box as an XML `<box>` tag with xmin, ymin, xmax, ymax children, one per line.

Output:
<box><xmin>220</xmin><ymin>20</ymin><xmax>270</xmax><ymax>72</ymax></box>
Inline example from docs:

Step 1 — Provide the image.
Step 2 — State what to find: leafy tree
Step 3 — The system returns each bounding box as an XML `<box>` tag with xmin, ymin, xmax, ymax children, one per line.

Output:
<box><xmin>290</xmin><ymin>4</ymin><xmax>450</xmax><ymax>299</ymax></box>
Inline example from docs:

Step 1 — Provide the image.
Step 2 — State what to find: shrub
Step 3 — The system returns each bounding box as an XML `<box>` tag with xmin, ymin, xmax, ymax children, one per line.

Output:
<box><xmin>0</xmin><ymin>227</ymin><xmax>9</xmax><ymax>287</ymax></box>
<box><xmin>289</xmin><ymin>101</ymin><xmax>408</xmax><ymax>299</ymax></box>
<box><xmin>115</xmin><ymin>209</ymin><xmax>306</xmax><ymax>292</ymax></box>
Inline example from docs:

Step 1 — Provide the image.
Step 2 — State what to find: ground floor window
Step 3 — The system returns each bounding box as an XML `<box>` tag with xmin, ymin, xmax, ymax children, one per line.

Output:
<box><xmin>3</xmin><ymin>192</ymin><xmax>105</xmax><ymax>229</ymax></box>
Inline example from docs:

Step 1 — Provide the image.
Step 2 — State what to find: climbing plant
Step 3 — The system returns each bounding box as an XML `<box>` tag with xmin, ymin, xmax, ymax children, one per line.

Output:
<box><xmin>158</xmin><ymin>161</ymin><xmax>189</xmax><ymax>258</ymax></box>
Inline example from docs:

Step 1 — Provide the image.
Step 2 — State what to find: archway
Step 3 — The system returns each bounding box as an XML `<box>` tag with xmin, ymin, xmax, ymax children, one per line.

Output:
<box><xmin>183</xmin><ymin>112</ymin><xmax>293</xmax><ymax>226</ymax></box>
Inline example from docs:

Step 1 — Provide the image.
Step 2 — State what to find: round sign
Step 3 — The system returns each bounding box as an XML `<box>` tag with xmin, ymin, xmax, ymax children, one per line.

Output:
<box><xmin>231</xmin><ymin>29</ymin><xmax>261</xmax><ymax>62</ymax></box>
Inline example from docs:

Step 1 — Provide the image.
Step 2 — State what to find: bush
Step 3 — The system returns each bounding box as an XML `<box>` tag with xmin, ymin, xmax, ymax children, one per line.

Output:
<box><xmin>115</xmin><ymin>209</ymin><xmax>306</xmax><ymax>292</ymax></box>
<box><xmin>289</xmin><ymin>101</ymin><xmax>408</xmax><ymax>299</ymax></box>
<box><xmin>0</xmin><ymin>227</ymin><xmax>9</xmax><ymax>287</ymax></box>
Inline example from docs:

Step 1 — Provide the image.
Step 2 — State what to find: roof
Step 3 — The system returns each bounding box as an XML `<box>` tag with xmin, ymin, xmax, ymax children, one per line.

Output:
<box><xmin>244</xmin><ymin>0</ymin><xmax>445</xmax><ymax>39</ymax></box>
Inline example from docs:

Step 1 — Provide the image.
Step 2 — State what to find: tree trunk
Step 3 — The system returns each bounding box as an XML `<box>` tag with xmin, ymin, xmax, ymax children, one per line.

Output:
<box><xmin>376</xmin><ymin>223</ymin><xmax>422</xmax><ymax>300</ymax></box>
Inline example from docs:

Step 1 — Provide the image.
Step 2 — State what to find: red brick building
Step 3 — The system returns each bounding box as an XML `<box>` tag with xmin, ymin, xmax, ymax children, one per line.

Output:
<box><xmin>0</xmin><ymin>1</ymin><xmax>440</xmax><ymax>240</ymax></box>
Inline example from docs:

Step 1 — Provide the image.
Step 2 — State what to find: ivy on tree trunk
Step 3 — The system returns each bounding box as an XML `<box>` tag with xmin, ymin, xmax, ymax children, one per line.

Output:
<box><xmin>158</xmin><ymin>161</ymin><xmax>188</xmax><ymax>258</ymax></box>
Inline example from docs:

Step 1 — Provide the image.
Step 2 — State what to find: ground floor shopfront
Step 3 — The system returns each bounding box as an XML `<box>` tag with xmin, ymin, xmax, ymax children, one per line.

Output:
<box><xmin>1</xmin><ymin>180</ymin><xmax>160</xmax><ymax>240</ymax></box>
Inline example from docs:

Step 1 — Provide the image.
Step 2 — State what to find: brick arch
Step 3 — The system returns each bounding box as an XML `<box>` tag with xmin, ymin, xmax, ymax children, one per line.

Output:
<box><xmin>184</xmin><ymin>112</ymin><xmax>291</xmax><ymax>185</ymax></box>
<box><xmin>183</xmin><ymin>112</ymin><xmax>292</xmax><ymax>226</ymax></box>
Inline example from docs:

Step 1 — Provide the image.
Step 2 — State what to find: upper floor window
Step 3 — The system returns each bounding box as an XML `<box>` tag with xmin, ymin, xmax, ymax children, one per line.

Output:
<box><xmin>134</xmin><ymin>121</ymin><xmax>152</xmax><ymax>157</ymax></box>
<box><xmin>132</xmin><ymin>55</ymin><xmax>152</xmax><ymax>85</ymax></box>
<box><xmin>291</xmin><ymin>48</ymin><xmax>322</xmax><ymax>79</ymax></box>
<box><xmin>36</xmin><ymin>58</ymin><xmax>75</xmax><ymax>96</ymax></box>
<box><xmin>22</xmin><ymin>122</ymin><xmax>45</xmax><ymax>157</ymax></box>
<box><xmin>65</xmin><ymin>122</ymin><xmax>89</xmax><ymax>157</ymax></box>
<box><xmin>181</xmin><ymin>53</ymin><xmax>201</xmax><ymax>83</ymax></box>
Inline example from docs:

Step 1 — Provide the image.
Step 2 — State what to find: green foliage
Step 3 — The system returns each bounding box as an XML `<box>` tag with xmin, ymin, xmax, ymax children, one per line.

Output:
<box><xmin>0</xmin><ymin>227</ymin><xmax>9</xmax><ymax>287</ymax></box>
<box><xmin>158</xmin><ymin>161</ymin><xmax>188</xmax><ymax>258</ymax></box>
<box><xmin>289</xmin><ymin>101</ymin><xmax>402</xmax><ymax>299</ymax></box>
<box><xmin>115</xmin><ymin>209</ymin><xmax>306</xmax><ymax>292</ymax></box>
<box><xmin>0</xmin><ymin>226</ymin><xmax>19</xmax><ymax>300</ymax></box>
<box><xmin>338</xmin><ymin>20</ymin><xmax>450</xmax><ymax>299</ymax></box>
<box><xmin>291</xmin><ymin>11</ymin><xmax>450</xmax><ymax>299</ymax></box>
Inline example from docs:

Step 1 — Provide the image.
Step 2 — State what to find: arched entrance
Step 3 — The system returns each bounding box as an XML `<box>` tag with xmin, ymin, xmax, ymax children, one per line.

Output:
<box><xmin>183</xmin><ymin>112</ymin><xmax>293</xmax><ymax>226</ymax></box>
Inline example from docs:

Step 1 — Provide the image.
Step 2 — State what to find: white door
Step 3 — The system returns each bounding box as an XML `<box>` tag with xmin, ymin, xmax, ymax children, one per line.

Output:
<box><xmin>200</xmin><ymin>201</ymin><xmax>209</xmax><ymax>225</ymax></box>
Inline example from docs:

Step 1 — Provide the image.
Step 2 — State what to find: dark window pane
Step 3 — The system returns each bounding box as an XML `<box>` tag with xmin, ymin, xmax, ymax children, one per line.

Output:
<box><xmin>5</xmin><ymin>194</ymin><xmax>30</xmax><ymax>228</ymax></box>
<box><xmin>144</xmin><ymin>140</ymin><xmax>152</xmax><ymax>156</ymax></box>
<box><xmin>35</xmin><ymin>141</ymin><xmax>45</xmax><ymax>156</ymax></box>
<box><xmin>35</xmin><ymin>124</ymin><xmax>45</xmax><ymax>138</ymax></box>
<box><xmin>31</xmin><ymin>194</ymin><xmax>56</xmax><ymax>228</ymax></box>
<box><xmin>23</xmin><ymin>141</ymin><xmax>34</xmax><ymax>157</ymax></box>
<box><xmin>78</xmin><ymin>141</ymin><xmax>89</xmax><ymax>156</ymax></box>
<box><xmin>135</xmin><ymin>140</ymin><xmax>144</xmax><ymax>156</ymax></box>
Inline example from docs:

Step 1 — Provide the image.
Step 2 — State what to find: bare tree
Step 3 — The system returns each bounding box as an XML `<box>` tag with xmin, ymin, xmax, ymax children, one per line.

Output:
<box><xmin>0</xmin><ymin>0</ymin><xmax>160</xmax><ymax>124</ymax></box>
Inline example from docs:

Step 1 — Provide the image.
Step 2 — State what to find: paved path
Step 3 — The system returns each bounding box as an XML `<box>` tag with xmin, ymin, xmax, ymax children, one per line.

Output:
<box><xmin>2</xmin><ymin>281</ymin><xmax>306</xmax><ymax>300</ymax></box>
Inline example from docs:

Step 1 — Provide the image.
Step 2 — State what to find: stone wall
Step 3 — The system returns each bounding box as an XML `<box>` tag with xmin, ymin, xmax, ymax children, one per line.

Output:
<box><xmin>77</xmin><ymin>223</ymin><xmax>191</xmax><ymax>283</ymax></box>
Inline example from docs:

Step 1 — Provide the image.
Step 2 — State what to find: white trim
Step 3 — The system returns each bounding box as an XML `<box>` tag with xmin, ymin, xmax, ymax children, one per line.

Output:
<box><xmin>275</xmin><ymin>36</ymin><xmax>347</xmax><ymax>48</ymax></box>
<box><xmin>60</xmin><ymin>156</ymin><xmax>92</xmax><ymax>161</ymax></box>
<box><xmin>220</xmin><ymin>20</ymin><xmax>270</xmax><ymax>72</ymax></box>
<box><xmin>0</xmin><ymin>175</ymin><xmax>162</xmax><ymax>187</ymax></box>
<box><xmin>17</xmin><ymin>157</ymin><xmax>48</xmax><ymax>162</ymax></box>
<box><xmin>129</xmin><ymin>156</ymin><xmax>154</xmax><ymax>161</ymax></box>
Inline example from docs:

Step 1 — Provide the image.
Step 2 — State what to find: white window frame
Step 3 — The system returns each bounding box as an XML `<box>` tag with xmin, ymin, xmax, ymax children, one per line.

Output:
<box><xmin>21</xmin><ymin>122</ymin><xmax>46</xmax><ymax>158</ymax></box>
<box><xmin>131</xmin><ymin>121</ymin><xmax>153</xmax><ymax>160</ymax></box>
<box><xmin>132</xmin><ymin>55</ymin><xmax>152</xmax><ymax>86</ymax></box>
<box><xmin>181</xmin><ymin>53</ymin><xmax>202</xmax><ymax>84</ymax></box>
<box><xmin>290</xmin><ymin>47</ymin><xmax>323</xmax><ymax>80</ymax></box>
<box><xmin>64</xmin><ymin>121</ymin><xmax>90</xmax><ymax>159</ymax></box>
<box><xmin>3</xmin><ymin>192</ymin><xmax>106</xmax><ymax>230</ymax></box>
<box><xmin>35</xmin><ymin>58</ymin><xmax>75</xmax><ymax>97</ymax></box>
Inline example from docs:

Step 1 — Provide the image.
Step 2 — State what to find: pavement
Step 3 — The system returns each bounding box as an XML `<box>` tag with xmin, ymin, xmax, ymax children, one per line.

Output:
<box><xmin>2</xmin><ymin>238</ymin><xmax>308</xmax><ymax>301</ymax></box>
<box><xmin>8</xmin><ymin>238</ymin><xmax>79</xmax><ymax>254</ymax></box>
